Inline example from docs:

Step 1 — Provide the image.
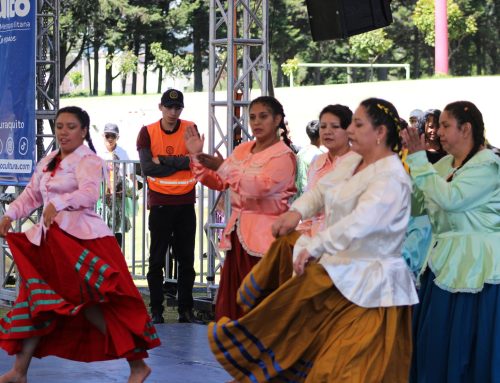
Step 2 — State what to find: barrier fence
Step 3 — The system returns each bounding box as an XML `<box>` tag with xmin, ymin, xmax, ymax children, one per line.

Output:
<box><xmin>0</xmin><ymin>159</ymin><xmax>218</xmax><ymax>305</ymax></box>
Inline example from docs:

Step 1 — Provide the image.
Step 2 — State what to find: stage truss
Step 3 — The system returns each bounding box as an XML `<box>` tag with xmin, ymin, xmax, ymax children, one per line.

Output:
<box><xmin>203</xmin><ymin>0</ymin><xmax>270</xmax><ymax>298</ymax></box>
<box><xmin>1</xmin><ymin>0</ymin><xmax>270</xmax><ymax>306</ymax></box>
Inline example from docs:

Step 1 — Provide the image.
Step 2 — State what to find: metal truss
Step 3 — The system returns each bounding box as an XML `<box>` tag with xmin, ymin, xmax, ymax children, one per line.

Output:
<box><xmin>0</xmin><ymin>0</ymin><xmax>59</xmax><ymax>304</ymax></box>
<box><xmin>35</xmin><ymin>0</ymin><xmax>60</xmax><ymax>158</ymax></box>
<box><xmin>204</xmin><ymin>0</ymin><xmax>269</xmax><ymax>298</ymax></box>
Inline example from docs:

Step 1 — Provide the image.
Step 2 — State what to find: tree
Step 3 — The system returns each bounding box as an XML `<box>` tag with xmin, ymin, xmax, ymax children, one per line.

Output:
<box><xmin>453</xmin><ymin>0</ymin><xmax>498</xmax><ymax>75</ymax></box>
<box><xmin>349</xmin><ymin>29</ymin><xmax>394</xmax><ymax>63</ymax></box>
<box><xmin>348</xmin><ymin>29</ymin><xmax>393</xmax><ymax>81</ymax></box>
<box><xmin>269</xmin><ymin>0</ymin><xmax>310</xmax><ymax>87</ymax></box>
<box><xmin>69</xmin><ymin>71</ymin><xmax>83</xmax><ymax>89</ymax></box>
<box><xmin>413</xmin><ymin>0</ymin><xmax>478</xmax><ymax>70</ymax></box>
<box><xmin>59</xmin><ymin>0</ymin><xmax>96</xmax><ymax>86</ymax></box>
<box><xmin>150</xmin><ymin>42</ymin><xmax>194</xmax><ymax>90</ymax></box>
<box><xmin>169</xmin><ymin>0</ymin><xmax>209</xmax><ymax>91</ymax></box>
<box><xmin>117</xmin><ymin>49</ymin><xmax>139</xmax><ymax>94</ymax></box>
<box><xmin>385</xmin><ymin>0</ymin><xmax>427</xmax><ymax>78</ymax></box>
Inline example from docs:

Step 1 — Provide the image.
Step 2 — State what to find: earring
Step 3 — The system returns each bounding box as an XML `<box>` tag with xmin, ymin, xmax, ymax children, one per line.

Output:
<box><xmin>376</xmin><ymin>138</ymin><xmax>381</xmax><ymax>145</ymax></box>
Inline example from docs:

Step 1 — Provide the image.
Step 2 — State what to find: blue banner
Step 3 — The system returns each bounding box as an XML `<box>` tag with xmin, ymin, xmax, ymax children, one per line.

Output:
<box><xmin>0</xmin><ymin>0</ymin><xmax>36</xmax><ymax>186</ymax></box>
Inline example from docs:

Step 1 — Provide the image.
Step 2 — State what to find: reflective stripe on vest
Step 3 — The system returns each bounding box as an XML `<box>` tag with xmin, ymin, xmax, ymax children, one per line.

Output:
<box><xmin>146</xmin><ymin>120</ymin><xmax>196</xmax><ymax>195</ymax></box>
<box><xmin>147</xmin><ymin>177</ymin><xmax>196</xmax><ymax>186</ymax></box>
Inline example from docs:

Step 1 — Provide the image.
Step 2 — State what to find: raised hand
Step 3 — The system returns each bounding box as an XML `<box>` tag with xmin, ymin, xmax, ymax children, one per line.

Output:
<box><xmin>401</xmin><ymin>126</ymin><xmax>426</xmax><ymax>154</ymax></box>
<box><xmin>184</xmin><ymin>125</ymin><xmax>204</xmax><ymax>154</ymax></box>
<box><xmin>198</xmin><ymin>151</ymin><xmax>224</xmax><ymax>171</ymax></box>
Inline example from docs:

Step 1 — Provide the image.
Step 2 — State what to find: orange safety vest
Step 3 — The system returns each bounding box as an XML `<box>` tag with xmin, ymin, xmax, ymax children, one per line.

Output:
<box><xmin>146</xmin><ymin>120</ymin><xmax>196</xmax><ymax>195</ymax></box>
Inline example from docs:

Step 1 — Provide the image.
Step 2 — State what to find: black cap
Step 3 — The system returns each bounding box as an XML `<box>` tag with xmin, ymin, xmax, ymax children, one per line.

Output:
<box><xmin>161</xmin><ymin>89</ymin><xmax>184</xmax><ymax>108</ymax></box>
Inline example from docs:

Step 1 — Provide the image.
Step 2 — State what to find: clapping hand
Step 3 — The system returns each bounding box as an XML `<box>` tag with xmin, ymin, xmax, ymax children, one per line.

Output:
<box><xmin>184</xmin><ymin>125</ymin><xmax>204</xmax><ymax>154</ymax></box>
<box><xmin>198</xmin><ymin>151</ymin><xmax>224</xmax><ymax>171</ymax></box>
<box><xmin>401</xmin><ymin>126</ymin><xmax>426</xmax><ymax>154</ymax></box>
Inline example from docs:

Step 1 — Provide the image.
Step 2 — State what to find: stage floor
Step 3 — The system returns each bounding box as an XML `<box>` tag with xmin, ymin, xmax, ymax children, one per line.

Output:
<box><xmin>0</xmin><ymin>323</ymin><xmax>231</xmax><ymax>383</ymax></box>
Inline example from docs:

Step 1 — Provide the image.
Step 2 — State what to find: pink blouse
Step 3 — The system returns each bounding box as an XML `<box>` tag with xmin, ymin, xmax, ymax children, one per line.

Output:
<box><xmin>6</xmin><ymin>145</ymin><xmax>113</xmax><ymax>245</ymax></box>
<box><xmin>297</xmin><ymin>151</ymin><xmax>355</xmax><ymax>236</ymax></box>
<box><xmin>191</xmin><ymin>141</ymin><xmax>296</xmax><ymax>257</ymax></box>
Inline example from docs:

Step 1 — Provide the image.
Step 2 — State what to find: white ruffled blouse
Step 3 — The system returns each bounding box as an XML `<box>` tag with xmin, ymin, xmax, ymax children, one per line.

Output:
<box><xmin>291</xmin><ymin>153</ymin><xmax>418</xmax><ymax>308</ymax></box>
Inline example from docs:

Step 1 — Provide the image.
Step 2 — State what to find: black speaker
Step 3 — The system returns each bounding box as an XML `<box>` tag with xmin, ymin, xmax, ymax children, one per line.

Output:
<box><xmin>306</xmin><ymin>0</ymin><xmax>393</xmax><ymax>41</ymax></box>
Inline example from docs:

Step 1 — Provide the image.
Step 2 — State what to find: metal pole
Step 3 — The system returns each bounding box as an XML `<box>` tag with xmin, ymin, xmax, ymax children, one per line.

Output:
<box><xmin>435</xmin><ymin>0</ymin><xmax>449</xmax><ymax>75</ymax></box>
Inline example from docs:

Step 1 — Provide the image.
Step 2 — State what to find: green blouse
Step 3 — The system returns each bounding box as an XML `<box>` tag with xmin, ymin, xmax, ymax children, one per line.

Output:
<box><xmin>407</xmin><ymin>149</ymin><xmax>500</xmax><ymax>292</ymax></box>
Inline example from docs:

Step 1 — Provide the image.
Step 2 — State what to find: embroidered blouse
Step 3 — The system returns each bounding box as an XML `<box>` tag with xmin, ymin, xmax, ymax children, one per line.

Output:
<box><xmin>406</xmin><ymin>149</ymin><xmax>500</xmax><ymax>292</ymax></box>
<box><xmin>291</xmin><ymin>153</ymin><xmax>418</xmax><ymax>308</ymax></box>
<box><xmin>191</xmin><ymin>140</ymin><xmax>296</xmax><ymax>257</ymax></box>
<box><xmin>5</xmin><ymin>145</ymin><xmax>113</xmax><ymax>245</ymax></box>
<box><xmin>297</xmin><ymin>151</ymin><xmax>355</xmax><ymax>237</ymax></box>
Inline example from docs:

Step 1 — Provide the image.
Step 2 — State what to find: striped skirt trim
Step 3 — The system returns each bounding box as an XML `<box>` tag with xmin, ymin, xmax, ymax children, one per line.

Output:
<box><xmin>209</xmin><ymin>233</ymin><xmax>413</xmax><ymax>383</ymax></box>
<box><xmin>0</xmin><ymin>224</ymin><xmax>160</xmax><ymax>362</ymax></box>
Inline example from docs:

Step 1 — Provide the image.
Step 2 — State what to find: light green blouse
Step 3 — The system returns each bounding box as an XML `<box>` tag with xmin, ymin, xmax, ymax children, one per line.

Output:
<box><xmin>407</xmin><ymin>149</ymin><xmax>500</xmax><ymax>292</ymax></box>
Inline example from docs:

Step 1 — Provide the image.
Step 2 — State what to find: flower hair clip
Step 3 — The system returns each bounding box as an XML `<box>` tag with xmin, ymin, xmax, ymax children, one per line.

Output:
<box><xmin>377</xmin><ymin>103</ymin><xmax>401</xmax><ymax>133</ymax></box>
<box><xmin>377</xmin><ymin>103</ymin><xmax>390</xmax><ymax>115</ymax></box>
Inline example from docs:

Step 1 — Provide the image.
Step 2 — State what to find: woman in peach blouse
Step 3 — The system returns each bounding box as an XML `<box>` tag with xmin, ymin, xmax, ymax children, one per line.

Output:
<box><xmin>298</xmin><ymin>104</ymin><xmax>355</xmax><ymax>237</ymax></box>
<box><xmin>185</xmin><ymin>96</ymin><xmax>297</xmax><ymax>320</ymax></box>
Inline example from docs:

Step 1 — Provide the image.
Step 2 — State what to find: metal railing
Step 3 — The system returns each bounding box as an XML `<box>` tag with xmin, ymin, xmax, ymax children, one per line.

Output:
<box><xmin>100</xmin><ymin>160</ymin><xmax>215</xmax><ymax>287</ymax></box>
<box><xmin>0</xmin><ymin>159</ymin><xmax>219</xmax><ymax>305</ymax></box>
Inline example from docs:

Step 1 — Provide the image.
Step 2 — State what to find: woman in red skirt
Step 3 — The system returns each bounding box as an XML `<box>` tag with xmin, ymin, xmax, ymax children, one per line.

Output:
<box><xmin>0</xmin><ymin>106</ymin><xmax>160</xmax><ymax>383</ymax></box>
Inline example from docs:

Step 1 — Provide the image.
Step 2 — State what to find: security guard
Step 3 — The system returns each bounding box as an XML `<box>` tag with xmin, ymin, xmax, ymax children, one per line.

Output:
<box><xmin>136</xmin><ymin>89</ymin><xmax>197</xmax><ymax>324</ymax></box>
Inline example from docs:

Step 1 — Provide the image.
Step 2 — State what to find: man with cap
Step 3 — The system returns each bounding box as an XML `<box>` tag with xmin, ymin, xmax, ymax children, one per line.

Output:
<box><xmin>409</xmin><ymin>109</ymin><xmax>424</xmax><ymax>131</ymax></box>
<box><xmin>136</xmin><ymin>89</ymin><xmax>198</xmax><ymax>324</ymax></box>
<box><xmin>98</xmin><ymin>123</ymin><xmax>134</xmax><ymax>248</ymax></box>
<box><xmin>101</xmin><ymin>123</ymin><xmax>130</xmax><ymax>166</ymax></box>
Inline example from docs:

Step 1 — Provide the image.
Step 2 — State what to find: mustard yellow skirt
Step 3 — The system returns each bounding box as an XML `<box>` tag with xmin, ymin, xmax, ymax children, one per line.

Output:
<box><xmin>208</xmin><ymin>233</ymin><xmax>412</xmax><ymax>382</ymax></box>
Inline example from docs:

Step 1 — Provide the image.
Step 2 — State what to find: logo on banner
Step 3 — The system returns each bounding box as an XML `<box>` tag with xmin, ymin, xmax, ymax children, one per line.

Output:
<box><xmin>0</xmin><ymin>0</ymin><xmax>35</xmax><ymax>185</ymax></box>
<box><xmin>0</xmin><ymin>0</ymin><xmax>31</xmax><ymax>18</ymax></box>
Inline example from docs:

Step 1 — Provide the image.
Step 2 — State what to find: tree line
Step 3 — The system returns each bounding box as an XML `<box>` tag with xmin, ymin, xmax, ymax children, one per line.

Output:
<box><xmin>60</xmin><ymin>0</ymin><xmax>498</xmax><ymax>95</ymax></box>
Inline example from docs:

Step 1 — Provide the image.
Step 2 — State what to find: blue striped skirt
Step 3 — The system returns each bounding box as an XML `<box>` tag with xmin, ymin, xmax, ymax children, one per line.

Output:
<box><xmin>411</xmin><ymin>269</ymin><xmax>500</xmax><ymax>383</ymax></box>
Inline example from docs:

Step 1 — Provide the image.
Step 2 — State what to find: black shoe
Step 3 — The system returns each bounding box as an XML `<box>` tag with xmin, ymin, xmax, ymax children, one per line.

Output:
<box><xmin>163</xmin><ymin>282</ymin><xmax>177</xmax><ymax>297</ymax></box>
<box><xmin>151</xmin><ymin>313</ymin><xmax>165</xmax><ymax>324</ymax></box>
<box><xmin>178</xmin><ymin>310</ymin><xmax>203</xmax><ymax>324</ymax></box>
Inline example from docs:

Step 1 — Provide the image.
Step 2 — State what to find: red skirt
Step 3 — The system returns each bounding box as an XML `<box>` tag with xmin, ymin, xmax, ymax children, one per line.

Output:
<box><xmin>0</xmin><ymin>224</ymin><xmax>160</xmax><ymax>362</ymax></box>
<box><xmin>215</xmin><ymin>231</ymin><xmax>260</xmax><ymax>321</ymax></box>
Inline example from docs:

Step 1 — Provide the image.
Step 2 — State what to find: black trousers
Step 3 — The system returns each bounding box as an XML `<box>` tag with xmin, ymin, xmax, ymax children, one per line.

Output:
<box><xmin>147</xmin><ymin>204</ymin><xmax>196</xmax><ymax>314</ymax></box>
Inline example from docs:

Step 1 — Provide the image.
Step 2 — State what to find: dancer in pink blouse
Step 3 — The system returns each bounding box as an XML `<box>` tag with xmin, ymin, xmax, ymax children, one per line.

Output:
<box><xmin>184</xmin><ymin>96</ymin><xmax>297</xmax><ymax>320</ymax></box>
<box><xmin>298</xmin><ymin>104</ymin><xmax>355</xmax><ymax>237</ymax></box>
<box><xmin>0</xmin><ymin>106</ymin><xmax>158</xmax><ymax>383</ymax></box>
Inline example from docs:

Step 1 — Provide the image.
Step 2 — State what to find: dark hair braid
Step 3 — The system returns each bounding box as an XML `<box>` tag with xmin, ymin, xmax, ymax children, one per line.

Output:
<box><xmin>444</xmin><ymin>101</ymin><xmax>485</xmax><ymax>181</ymax></box>
<box><xmin>360</xmin><ymin>98</ymin><xmax>402</xmax><ymax>153</ymax></box>
<box><xmin>249</xmin><ymin>96</ymin><xmax>296</xmax><ymax>152</ymax></box>
<box><xmin>46</xmin><ymin>106</ymin><xmax>94</xmax><ymax>171</ymax></box>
